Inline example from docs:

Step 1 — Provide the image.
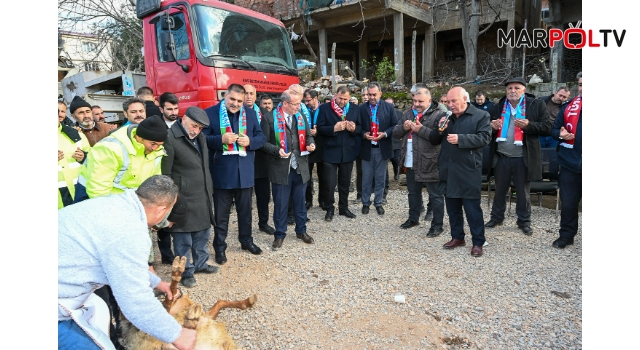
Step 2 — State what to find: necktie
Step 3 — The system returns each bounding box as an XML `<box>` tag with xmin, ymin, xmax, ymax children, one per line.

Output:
<box><xmin>287</xmin><ymin>114</ymin><xmax>298</xmax><ymax>169</ymax></box>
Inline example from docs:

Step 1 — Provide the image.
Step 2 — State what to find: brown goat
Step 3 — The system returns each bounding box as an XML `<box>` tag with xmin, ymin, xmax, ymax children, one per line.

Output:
<box><xmin>120</xmin><ymin>257</ymin><xmax>257</xmax><ymax>350</ymax></box>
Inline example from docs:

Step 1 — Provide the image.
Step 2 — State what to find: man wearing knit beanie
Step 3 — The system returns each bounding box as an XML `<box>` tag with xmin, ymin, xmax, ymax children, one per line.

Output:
<box><xmin>75</xmin><ymin>114</ymin><xmax>167</xmax><ymax>200</ymax></box>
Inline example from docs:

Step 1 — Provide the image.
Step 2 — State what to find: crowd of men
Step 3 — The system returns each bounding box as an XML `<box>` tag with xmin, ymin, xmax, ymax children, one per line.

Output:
<box><xmin>58</xmin><ymin>74</ymin><xmax>582</xmax><ymax>349</ymax></box>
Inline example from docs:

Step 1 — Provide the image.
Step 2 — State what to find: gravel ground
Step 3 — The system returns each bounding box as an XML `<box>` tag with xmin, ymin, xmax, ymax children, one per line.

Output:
<box><xmin>151</xmin><ymin>172</ymin><xmax>582</xmax><ymax>350</ymax></box>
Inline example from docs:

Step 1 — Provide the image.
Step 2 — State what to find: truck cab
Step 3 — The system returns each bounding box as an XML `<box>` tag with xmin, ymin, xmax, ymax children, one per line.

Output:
<box><xmin>137</xmin><ymin>0</ymin><xmax>299</xmax><ymax>112</ymax></box>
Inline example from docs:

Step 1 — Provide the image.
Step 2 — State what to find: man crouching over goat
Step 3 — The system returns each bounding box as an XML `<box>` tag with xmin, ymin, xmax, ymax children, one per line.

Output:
<box><xmin>58</xmin><ymin>175</ymin><xmax>196</xmax><ymax>350</ymax></box>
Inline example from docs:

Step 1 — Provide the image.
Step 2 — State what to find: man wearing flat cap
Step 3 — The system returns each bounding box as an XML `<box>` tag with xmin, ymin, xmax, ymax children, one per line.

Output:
<box><xmin>484</xmin><ymin>77</ymin><xmax>551</xmax><ymax>236</ymax></box>
<box><xmin>76</xmin><ymin>115</ymin><xmax>168</xmax><ymax>200</ymax></box>
<box><xmin>161</xmin><ymin>107</ymin><xmax>218</xmax><ymax>288</ymax></box>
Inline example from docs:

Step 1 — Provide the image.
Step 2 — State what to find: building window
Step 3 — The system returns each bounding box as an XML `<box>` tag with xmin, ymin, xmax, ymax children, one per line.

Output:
<box><xmin>84</xmin><ymin>62</ymin><xmax>100</xmax><ymax>71</ymax></box>
<box><xmin>444</xmin><ymin>40</ymin><xmax>465</xmax><ymax>62</ymax></box>
<box><xmin>82</xmin><ymin>41</ymin><xmax>98</xmax><ymax>53</ymax></box>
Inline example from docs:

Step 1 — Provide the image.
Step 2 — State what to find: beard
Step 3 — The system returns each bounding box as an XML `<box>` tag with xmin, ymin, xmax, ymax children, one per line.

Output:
<box><xmin>80</xmin><ymin>117</ymin><xmax>94</xmax><ymax>128</ymax></box>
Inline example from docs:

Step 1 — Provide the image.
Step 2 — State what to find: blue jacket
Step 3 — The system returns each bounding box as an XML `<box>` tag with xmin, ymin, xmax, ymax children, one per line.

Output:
<box><xmin>203</xmin><ymin>102</ymin><xmax>266</xmax><ymax>189</ymax></box>
<box><xmin>358</xmin><ymin>100</ymin><xmax>398</xmax><ymax>161</ymax></box>
<box><xmin>551</xmin><ymin>98</ymin><xmax>582</xmax><ymax>173</ymax></box>
<box><xmin>316</xmin><ymin>102</ymin><xmax>362</xmax><ymax>163</ymax></box>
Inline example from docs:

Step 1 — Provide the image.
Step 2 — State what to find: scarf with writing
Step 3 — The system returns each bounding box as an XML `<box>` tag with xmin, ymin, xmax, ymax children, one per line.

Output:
<box><xmin>219</xmin><ymin>100</ymin><xmax>247</xmax><ymax>156</ymax></box>
<box><xmin>331</xmin><ymin>98</ymin><xmax>350</xmax><ymax>121</ymax></box>
<box><xmin>409</xmin><ymin>109</ymin><xmax>422</xmax><ymax>140</ymax></box>
<box><xmin>252</xmin><ymin>103</ymin><xmax>262</xmax><ymax>123</ymax></box>
<box><xmin>273</xmin><ymin>104</ymin><xmax>309</xmax><ymax>156</ymax></box>
<box><xmin>560</xmin><ymin>95</ymin><xmax>581</xmax><ymax>149</ymax></box>
<box><xmin>497</xmin><ymin>95</ymin><xmax>526</xmax><ymax>146</ymax></box>
<box><xmin>369</xmin><ymin>101</ymin><xmax>380</xmax><ymax>145</ymax></box>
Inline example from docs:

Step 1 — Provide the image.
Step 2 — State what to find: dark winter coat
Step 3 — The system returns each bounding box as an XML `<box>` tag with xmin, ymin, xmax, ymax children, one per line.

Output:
<box><xmin>359</xmin><ymin>101</ymin><xmax>398</xmax><ymax>161</ymax></box>
<box><xmin>429</xmin><ymin>104</ymin><xmax>491</xmax><ymax>199</ymax></box>
<box><xmin>161</xmin><ymin>122</ymin><xmax>215</xmax><ymax>232</ymax></box>
<box><xmin>487</xmin><ymin>93</ymin><xmax>552</xmax><ymax>181</ymax></box>
<box><xmin>393</xmin><ymin>101</ymin><xmax>445</xmax><ymax>183</ymax></box>
<box><xmin>255</xmin><ymin>106</ymin><xmax>272</xmax><ymax>179</ymax></box>
<box><xmin>551</xmin><ymin>98</ymin><xmax>582</xmax><ymax>173</ymax></box>
<box><xmin>260</xmin><ymin>108</ymin><xmax>315</xmax><ymax>185</ymax></box>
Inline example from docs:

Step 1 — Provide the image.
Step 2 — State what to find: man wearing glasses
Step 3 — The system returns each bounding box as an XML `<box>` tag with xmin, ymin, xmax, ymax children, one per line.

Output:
<box><xmin>358</xmin><ymin>82</ymin><xmax>398</xmax><ymax>216</ymax></box>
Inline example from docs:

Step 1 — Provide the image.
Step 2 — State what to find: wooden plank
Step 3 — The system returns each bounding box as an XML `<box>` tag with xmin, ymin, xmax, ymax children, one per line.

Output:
<box><xmin>319</xmin><ymin>28</ymin><xmax>328</xmax><ymax>76</ymax></box>
<box><xmin>393</xmin><ymin>12</ymin><xmax>404</xmax><ymax>85</ymax></box>
<box><xmin>386</xmin><ymin>0</ymin><xmax>433</xmax><ymax>25</ymax></box>
<box><xmin>411</xmin><ymin>30</ymin><xmax>416</xmax><ymax>85</ymax></box>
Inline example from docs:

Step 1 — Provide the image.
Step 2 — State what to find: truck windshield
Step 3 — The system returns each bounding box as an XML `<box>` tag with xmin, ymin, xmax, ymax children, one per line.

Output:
<box><xmin>194</xmin><ymin>5</ymin><xmax>296</xmax><ymax>70</ymax></box>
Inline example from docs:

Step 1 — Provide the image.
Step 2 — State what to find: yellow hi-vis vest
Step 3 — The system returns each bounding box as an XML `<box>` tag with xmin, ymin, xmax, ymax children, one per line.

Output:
<box><xmin>78</xmin><ymin>125</ymin><xmax>165</xmax><ymax>198</ymax></box>
<box><xmin>58</xmin><ymin>124</ymin><xmax>91</xmax><ymax>209</ymax></box>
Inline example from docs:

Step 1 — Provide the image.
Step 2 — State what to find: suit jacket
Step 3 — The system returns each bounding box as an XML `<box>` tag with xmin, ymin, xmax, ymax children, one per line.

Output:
<box><xmin>254</xmin><ymin>106</ymin><xmax>272</xmax><ymax>179</ymax></box>
<box><xmin>316</xmin><ymin>102</ymin><xmax>361</xmax><ymax>164</ymax></box>
<box><xmin>358</xmin><ymin>101</ymin><xmax>398</xmax><ymax>161</ymax></box>
<box><xmin>261</xmin><ymin>108</ymin><xmax>315</xmax><ymax>185</ymax></box>
<box><xmin>161</xmin><ymin>122</ymin><xmax>215</xmax><ymax>231</ymax></box>
<box><xmin>203</xmin><ymin>102</ymin><xmax>266</xmax><ymax>189</ymax></box>
<box><xmin>306</xmin><ymin>105</ymin><xmax>324</xmax><ymax>163</ymax></box>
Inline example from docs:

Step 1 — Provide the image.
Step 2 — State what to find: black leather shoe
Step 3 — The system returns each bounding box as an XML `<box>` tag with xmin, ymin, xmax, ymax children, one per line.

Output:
<box><xmin>426</xmin><ymin>225</ymin><xmax>444</xmax><ymax>237</ymax></box>
<box><xmin>288</xmin><ymin>216</ymin><xmax>295</xmax><ymax>225</ymax></box>
<box><xmin>518</xmin><ymin>224</ymin><xmax>533</xmax><ymax>236</ymax></box>
<box><xmin>215</xmin><ymin>251</ymin><xmax>227</xmax><ymax>265</ymax></box>
<box><xmin>272</xmin><ymin>238</ymin><xmax>284</xmax><ymax>250</ymax></box>
<box><xmin>180</xmin><ymin>276</ymin><xmax>196</xmax><ymax>288</ymax></box>
<box><xmin>394</xmin><ymin>174</ymin><xmax>399</xmax><ymax>180</ymax></box>
<box><xmin>259</xmin><ymin>224</ymin><xmax>275</xmax><ymax>235</ymax></box>
<box><xmin>306</xmin><ymin>201</ymin><xmax>312</xmax><ymax>210</ymax></box>
<box><xmin>325</xmin><ymin>210</ymin><xmax>334</xmax><ymax>222</ymax></box>
<box><xmin>376</xmin><ymin>206</ymin><xmax>385</xmax><ymax>215</ymax></box>
<box><xmin>484</xmin><ymin>219</ymin><xmax>503</xmax><ymax>228</ymax></box>
<box><xmin>400</xmin><ymin>219</ymin><xmax>419</xmax><ymax>229</ymax></box>
<box><xmin>296</xmin><ymin>233</ymin><xmax>315</xmax><ymax>244</ymax></box>
<box><xmin>424</xmin><ymin>209</ymin><xmax>433</xmax><ymax>221</ymax></box>
<box><xmin>362</xmin><ymin>205</ymin><xmax>370</xmax><ymax>214</ymax></box>
<box><xmin>195</xmin><ymin>264</ymin><xmax>219</xmax><ymax>274</ymax></box>
<box><xmin>339</xmin><ymin>209</ymin><xmax>356</xmax><ymax>219</ymax></box>
<box><xmin>241</xmin><ymin>243</ymin><xmax>263</xmax><ymax>255</ymax></box>
<box><xmin>552</xmin><ymin>237</ymin><xmax>575</xmax><ymax>249</ymax></box>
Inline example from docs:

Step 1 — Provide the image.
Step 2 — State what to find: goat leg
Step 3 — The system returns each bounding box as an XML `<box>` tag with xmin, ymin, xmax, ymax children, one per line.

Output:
<box><xmin>207</xmin><ymin>294</ymin><xmax>258</xmax><ymax>319</ymax></box>
<box><xmin>163</xmin><ymin>256</ymin><xmax>187</xmax><ymax>312</ymax></box>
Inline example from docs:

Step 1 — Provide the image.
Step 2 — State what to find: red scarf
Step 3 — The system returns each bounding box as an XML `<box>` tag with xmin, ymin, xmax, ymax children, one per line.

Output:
<box><xmin>409</xmin><ymin>109</ymin><xmax>422</xmax><ymax>140</ymax></box>
<box><xmin>560</xmin><ymin>95</ymin><xmax>581</xmax><ymax>149</ymax></box>
<box><xmin>331</xmin><ymin>98</ymin><xmax>346</xmax><ymax>120</ymax></box>
<box><xmin>274</xmin><ymin>105</ymin><xmax>309</xmax><ymax>155</ymax></box>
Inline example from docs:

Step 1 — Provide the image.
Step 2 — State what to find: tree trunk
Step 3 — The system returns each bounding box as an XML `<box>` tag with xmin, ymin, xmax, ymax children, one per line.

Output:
<box><xmin>460</xmin><ymin>0</ymin><xmax>480</xmax><ymax>82</ymax></box>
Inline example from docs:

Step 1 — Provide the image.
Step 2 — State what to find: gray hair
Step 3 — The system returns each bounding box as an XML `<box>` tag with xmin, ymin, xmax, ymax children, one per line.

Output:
<box><xmin>136</xmin><ymin>175</ymin><xmax>179</xmax><ymax>207</ymax></box>
<box><xmin>366</xmin><ymin>82</ymin><xmax>382</xmax><ymax>91</ymax></box>
<box><xmin>281</xmin><ymin>89</ymin><xmax>301</xmax><ymax>103</ymax></box>
<box><xmin>556</xmin><ymin>86</ymin><xmax>570</xmax><ymax>93</ymax></box>
<box><xmin>576</xmin><ymin>71</ymin><xmax>582</xmax><ymax>79</ymax></box>
<box><xmin>410</xmin><ymin>83</ymin><xmax>428</xmax><ymax>94</ymax></box>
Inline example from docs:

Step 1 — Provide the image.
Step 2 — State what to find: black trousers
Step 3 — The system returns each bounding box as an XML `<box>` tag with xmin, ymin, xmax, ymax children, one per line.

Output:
<box><xmin>213</xmin><ymin>188</ymin><xmax>254</xmax><ymax>253</ymax></box>
<box><xmin>355</xmin><ymin>157</ymin><xmax>362</xmax><ymax>195</ymax></box>
<box><xmin>489</xmin><ymin>156</ymin><xmax>531</xmax><ymax>225</ymax></box>
<box><xmin>558</xmin><ymin>166</ymin><xmax>582</xmax><ymax>239</ymax></box>
<box><xmin>323</xmin><ymin>161</ymin><xmax>354</xmax><ymax>212</ymax></box>
<box><xmin>406</xmin><ymin>168</ymin><xmax>444</xmax><ymax>226</ymax></box>
<box><xmin>254</xmin><ymin>177</ymin><xmax>271</xmax><ymax>227</ymax></box>
<box><xmin>94</xmin><ymin>285</ymin><xmax>121</xmax><ymax>348</ymax></box>
<box><xmin>306</xmin><ymin>161</ymin><xmax>325</xmax><ymax>205</ymax></box>
<box><xmin>157</xmin><ymin>229</ymin><xmax>174</xmax><ymax>262</ymax></box>
<box><xmin>445</xmin><ymin>195</ymin><xmax>486</xmax><ymax>247</ymax></box>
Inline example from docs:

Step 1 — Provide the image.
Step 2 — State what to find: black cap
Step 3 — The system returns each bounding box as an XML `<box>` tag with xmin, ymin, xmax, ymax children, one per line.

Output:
<box><xmin>504</xmin><ymin>77</ymin><xmax>527</xmax><ymax>87</ymax></box>
<box><xmin>70</xmin><ymin>96</ymin><xmax>91</xmax><ymax>114</ymax></box>
<box><xmin>167</xmin><ymin>195</ymin><xmax>188</xmax><ymax>224</ymax></box>
<box><xmin>136</xmin><ymin>115</ymin><xmax>168</xmax><ymax>142</ymax></box>
<box><xmin>184</xmin><ymin>106</ymin><xmax>209</xmax><ymax>127</ymax></box>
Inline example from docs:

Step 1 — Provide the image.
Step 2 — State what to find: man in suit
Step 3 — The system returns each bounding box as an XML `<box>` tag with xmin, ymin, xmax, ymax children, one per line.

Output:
<box><xmin>161</xmin><ymin>107</ymin><xmax>218</xmax><ymax>288</ymax></box>
<box><xmin>260</xmin><ymin>88</ymin><xmax>316</xmax><ymax>250</ymax></box>
<box><xmin>359</xmin><ymin>82</ymin><xmax>398</xmax><ymax>215</ymax></box>
<box><xmin>245</xmin><ymin>84</ymin><xmax>276</xmax><ymax>235</ymax></box>
<box><xmin>303</xmin><ymin>89</ymin><xmax>324</xmax><ymax>210</ymax></box>
<box><xmin>316</xmin><ymin>86</ymin><xmax>362</xmax><ymax>221</ymax></box>
<box><xmin>203</xmin><ymin>84</ymin><xmax>266</xmax><ymax>265</ymax></box>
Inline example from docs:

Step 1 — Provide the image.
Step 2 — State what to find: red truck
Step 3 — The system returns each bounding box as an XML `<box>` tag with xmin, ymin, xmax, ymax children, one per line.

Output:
<box><xmin>136</xmin><ymin>0</ymin><xmax>300</xmax><ymax>111</ymax></box>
